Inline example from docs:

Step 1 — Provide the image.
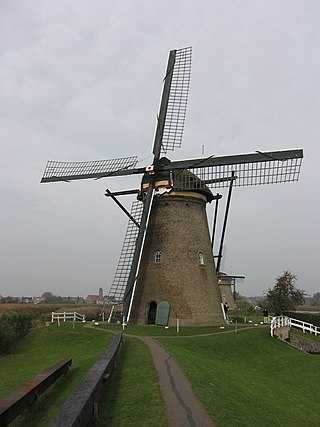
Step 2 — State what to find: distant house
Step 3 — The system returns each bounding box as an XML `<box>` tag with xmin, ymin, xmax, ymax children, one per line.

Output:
<box><xmin>20</xmin><ymin>296</ymin><xmax>33</xmax><ymax>303</ymax></box>
<box><xmin>85</xmin><ymin>288</ymin><xmax>104</xmax><ymax>305</ymax></box>
<box><xmin>85</xmin><ymin>295</ymin><xmax>99</xmax><ymax>304</ymax></box>
<box><xmin>32</xmin><ymin>296</ymin><xmax>44</xmax><ymax>304</ymax></box>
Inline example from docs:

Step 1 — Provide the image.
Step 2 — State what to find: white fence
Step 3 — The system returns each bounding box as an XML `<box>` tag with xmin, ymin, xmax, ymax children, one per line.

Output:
<box><xmin>270</xmin><ymin>315</ymin><xmax>320</xmax><ymax>337</ymax></box>
<box><xmin>51</xmin><ymin>311</ymin><xmax>85</xmax><ymax>323</ymax></box>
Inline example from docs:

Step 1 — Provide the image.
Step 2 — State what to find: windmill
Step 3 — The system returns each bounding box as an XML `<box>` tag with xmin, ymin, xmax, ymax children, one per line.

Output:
<box><xmin>41</xmin><ymin>46</ymin><xmax>303</xmax><ymax>326</ymax></box>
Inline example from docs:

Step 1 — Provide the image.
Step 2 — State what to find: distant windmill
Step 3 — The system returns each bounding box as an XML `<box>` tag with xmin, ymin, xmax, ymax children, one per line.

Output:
<box><xmin>41</xmin><ymin>47</ymin><xmax>303</xmax><ymax>326</ymax></box>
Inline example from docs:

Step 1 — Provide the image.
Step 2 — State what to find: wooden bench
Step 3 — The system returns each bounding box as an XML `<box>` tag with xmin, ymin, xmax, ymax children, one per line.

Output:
<box><xmin>0</xmin><ymin>358</ymin><xmax>72</xmax><ymax>427</ymax></box>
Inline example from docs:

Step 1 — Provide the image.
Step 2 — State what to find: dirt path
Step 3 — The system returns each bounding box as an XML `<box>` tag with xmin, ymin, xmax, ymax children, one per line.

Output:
<box><xmin>138</xmin><ymin>336</ymin><xmax>215</xmax><ymax>427</ymax></box>
<box><xmin>87</xmin><ymin>325</ymin><xmax>216</xmax><ymax>425</ymax></box>
<box><xmin>87</xmin><ymin>324</ymin><xmax>266</xmax><ymax>426</ymax></box>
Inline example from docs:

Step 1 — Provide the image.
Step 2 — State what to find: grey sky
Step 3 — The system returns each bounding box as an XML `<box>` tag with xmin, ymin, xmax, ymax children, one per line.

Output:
<box><xmin>1</xmin><ymin>0</ymin><xmax>319</xmax><ymax>298</ymax></box>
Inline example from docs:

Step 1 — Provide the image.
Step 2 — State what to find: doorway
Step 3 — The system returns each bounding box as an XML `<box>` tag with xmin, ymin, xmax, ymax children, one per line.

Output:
<box><xmin>147</xmin><ymin>301</ymin><xmax>157</xmax><ymax>324</ymax></box>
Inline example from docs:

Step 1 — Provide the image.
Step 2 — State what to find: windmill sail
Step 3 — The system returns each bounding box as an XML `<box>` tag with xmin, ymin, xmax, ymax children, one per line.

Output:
<box><xmin>41</xmin><ymin>156</ymin><xmax>139</xmax><ymax>183</ymax></box>
<box><xmin>108</xmin><ymin>201</ymin><xmax>144</xmax><ymax>302</ymax></box>
<box><xmin>153</xmin><ymin>46</ymin><xmax>192</xmax><ymax>157</ymax></box>
<box><xmin>167</xmin><ymin>149</ymin><xmax>303</xmax><ymax>191</ymax></box>
<box><xmin>160</xmin><ymin>46</ymin><xmax>192</xmax><ymax>154</ymax></box>
<box><xmin>123</xmin><ymin>186</ymin><xmax>155</xmax><ymax>320</ymax></box>
<box><xmin>123</xmin><ymin>47</ymin><xmax>193</xmax><ymax>321</ymax></box>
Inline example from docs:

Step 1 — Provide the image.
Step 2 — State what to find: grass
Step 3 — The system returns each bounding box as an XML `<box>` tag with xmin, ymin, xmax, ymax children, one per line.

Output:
<box><xmin>95</xmin><ymin>337</ymin><xmax>166</xmax><ymax>427</ymax></box>
<box><xmin>0</xmin><ymin>323</ymin><xmax>114</xmax><ymax>426</ymax></box>
<box><xmin>158</xmin><ymin>328</ymin><xmax>320</xmax><ymax>427</ymax></box>
<box><xmin>1</xmin><ymin>323</ymin><xmax>319</xmax><ymax>427</ymax></box>
<box><xmin>97</xmin><ymin>323</ymin><xmax>247</xmax><ymax>336</ymax></box>
<box><xmin>227</xmin><ymin>310</ymin><xmax>265</xmax><ymax>323</ymax></box>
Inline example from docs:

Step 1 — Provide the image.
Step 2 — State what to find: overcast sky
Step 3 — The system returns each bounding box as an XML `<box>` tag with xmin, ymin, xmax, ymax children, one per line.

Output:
<box><xmin>1</xmin><ymin>0</ymin><xmax>319</xmax><ymax>298</ymax></box>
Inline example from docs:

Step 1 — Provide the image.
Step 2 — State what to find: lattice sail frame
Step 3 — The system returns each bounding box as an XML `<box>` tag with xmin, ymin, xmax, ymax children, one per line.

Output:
<box><xmin>170</xmin><ymin>150</ymin><xmax>303</xmax><ymax>191</ymax></box>
<box><xmin>108</xmin><ymin>201</ymin><xmax>144</xmax><ymax>302</ymax></box>
<box><xmin>185</xmin><ymin>157</ymin><xmax>302</xmax><ymax>189</ymax></box>
<box><xmin>161</xmin><ymin>46</ymin><xmax>192</xmax><ymax>154</ymax></box>
<box><xmin>41</xmin><ymin>156</ymin><xmax>138</xmax><ymax>182</ymax></box>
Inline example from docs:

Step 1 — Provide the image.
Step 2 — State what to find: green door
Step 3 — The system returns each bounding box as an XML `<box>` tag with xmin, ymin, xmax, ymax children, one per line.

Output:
<box><xmin>155</xmin><ymin>301</ymin><xmax>170</xmax><ymax>326</ymax></box>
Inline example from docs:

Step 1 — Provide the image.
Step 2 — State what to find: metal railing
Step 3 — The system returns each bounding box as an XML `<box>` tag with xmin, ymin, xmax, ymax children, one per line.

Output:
<box><xmin>270</xmin><ymin>315</ymin><xmax>320</xmax><ymax>337</ymax></box>
<box><xmin>51</xmin><ymin>311</ymin><xmax>85</xmax><ymax>323</ymax></box>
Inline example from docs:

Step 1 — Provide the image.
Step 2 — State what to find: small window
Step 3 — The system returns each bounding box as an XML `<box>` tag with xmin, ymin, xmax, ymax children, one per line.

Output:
<box><xmin>198</xmin><ymin>251</ymin><xmax>205</xmax><ymax>265</ymax></box>
<box><xmin>155</xmin><ymin>250</ymin><xmax>162</xmax><ymax>263</ymax></box>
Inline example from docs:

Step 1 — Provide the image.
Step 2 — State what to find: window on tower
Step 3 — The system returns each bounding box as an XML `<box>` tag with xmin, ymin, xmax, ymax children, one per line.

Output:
<box><xmin>198</xmin><ymin>251</ymin><xmax>205</xmax><ymax>265</ymax></box>
<box><xmin>155</xmin><ymin>250</ymin><xmax>162</xmax><ymax>263</ymax></box>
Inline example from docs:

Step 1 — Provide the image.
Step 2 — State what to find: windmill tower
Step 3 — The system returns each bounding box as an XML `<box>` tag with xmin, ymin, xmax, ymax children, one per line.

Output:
<box><xmin>41</xmin><ymin>47</ymin><xmax>303</xmax><ymax>326</ymax></box>
<box><xmin>129</xmin><ymin>173</ymin><xmax>223</xmax><ymax>326</ymax></box>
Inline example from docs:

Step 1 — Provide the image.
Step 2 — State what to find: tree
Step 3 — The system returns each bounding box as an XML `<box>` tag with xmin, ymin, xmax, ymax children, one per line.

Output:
<box><xmin>42</xmin><ymin>292</ymin><xmax>62</xmax><ymax>304</ymax></box>
<box><xmin>265</xmin><ymin>270</ymin><xmax>305</xmax><ymax>315</ymax></box>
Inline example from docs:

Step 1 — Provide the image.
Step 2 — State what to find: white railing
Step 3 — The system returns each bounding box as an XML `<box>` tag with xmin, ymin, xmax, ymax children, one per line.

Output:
<box><xmin>51</xmin><ymin>311</ymin><xmax>85</xmax><ymax>323</ymax></box>
<box><xmin>270</xmin><ymin>315</ymin><xmax>320</xmax><ymax>337</ymax></box>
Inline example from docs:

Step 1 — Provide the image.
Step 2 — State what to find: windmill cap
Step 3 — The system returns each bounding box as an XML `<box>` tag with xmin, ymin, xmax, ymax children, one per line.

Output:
<box><xmin>172</xmin><ymin>169</ymin><xmax>214</xmax><ymax>202</ymax></box>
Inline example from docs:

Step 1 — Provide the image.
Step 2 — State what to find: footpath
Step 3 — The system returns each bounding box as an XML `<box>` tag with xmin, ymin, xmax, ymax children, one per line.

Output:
<box><xmin>138</xmin><ymin>336</ymin><xmax>215</xmax><ymax>427</ymax></box>
<box><xmin>87</xmin><ymin>325</ymin><xmax>216</xmax><ymax>426</ymax></box>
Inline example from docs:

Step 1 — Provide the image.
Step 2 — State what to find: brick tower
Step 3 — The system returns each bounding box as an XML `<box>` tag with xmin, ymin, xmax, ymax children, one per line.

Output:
<box><xmin>129</xmin><ymin>180</ymin><xmax>224</xmax><ymax>326</ymax></box>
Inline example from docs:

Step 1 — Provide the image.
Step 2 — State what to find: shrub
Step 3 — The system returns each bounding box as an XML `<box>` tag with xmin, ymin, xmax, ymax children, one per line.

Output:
<box><xmin>0</xmin><ymin>320</ymin><xmax>16</xmax><ymax>354</ymax></box>
<box><xmin>230</xmin><ymin>316</ymin><xmax>245</xmax><ymax>323</ymax></box>
<box><xmin>0</xmin><ymin>311</ymin><xmax>35</xmax><ymax>355</ymax></box>
<box><xmin>284</xmin><ymin>311</ymin><xmax>320</xmax><ymax>327</ymax></box>
<box><xmin>38</xmin><ymin>312</ymin><xmax>52</xmax><ymax>326</ymax></box>
<box><xmin>2</xmin><ymin>311</ymin><xmax>35</xmax><ymax>338</ymax></box>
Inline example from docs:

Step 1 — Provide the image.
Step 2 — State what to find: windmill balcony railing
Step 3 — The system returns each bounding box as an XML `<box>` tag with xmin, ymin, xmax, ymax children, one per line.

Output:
<box><xmin>270</xmin><ymin>315</ymin><xmax>320</xmax><ymax>337</ymax></box>
<box><xmin>51</xmin><ymin>311</ymin><xmax>86</xmax><ymax>323</ymax></box>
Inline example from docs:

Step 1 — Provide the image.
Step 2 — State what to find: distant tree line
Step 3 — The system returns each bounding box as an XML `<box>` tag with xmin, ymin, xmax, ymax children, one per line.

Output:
<box><xmin>0</xmin><ymin>292</ymin><xmax>64</xmax><ymax>304</ymax></box>
<box><xmin>0</xmin><ymin>296</ymin><xmax>20</xmax><ymax>303</ymax></box>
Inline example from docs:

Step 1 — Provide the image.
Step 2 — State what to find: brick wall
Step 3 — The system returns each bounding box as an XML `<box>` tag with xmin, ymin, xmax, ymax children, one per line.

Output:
<box><xmin>130</xmin><ymin>191</ymin><xmax>224</xmax><ymax>326</ymax></box>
